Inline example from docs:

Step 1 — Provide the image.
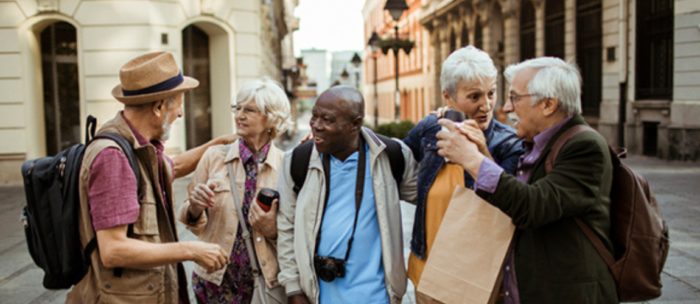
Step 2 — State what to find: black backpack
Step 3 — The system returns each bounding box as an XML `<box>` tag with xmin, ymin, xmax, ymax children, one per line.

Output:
<box><xmin>20</xmin><ymin>115</ymin><xmax>141</xmax><ymax>289</ymax></box>
<box><xmin>291</xmin><ymin>133</ymin><xmax>405</xmax><ymax>194</ymax></box>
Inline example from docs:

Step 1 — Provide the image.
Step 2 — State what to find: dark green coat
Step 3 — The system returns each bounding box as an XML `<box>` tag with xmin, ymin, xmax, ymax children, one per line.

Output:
<box><xmin>477</xmin><ymin>115</ymin><xmax>618</xmax><ymax>304</ymax></box>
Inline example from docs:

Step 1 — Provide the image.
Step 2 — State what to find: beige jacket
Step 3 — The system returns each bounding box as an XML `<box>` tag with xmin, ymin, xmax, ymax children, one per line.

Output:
<box><xmin>177</xmin><ymin>142</ymin><xmax>283</xmax><ymax>288</ymax></box>
<box><xmin>67</xmin><ymin>113</ymin><xmax>181</xmax><ymax>304</ymax></box>
<box><xmin>276</xmin><ymin>128</ymin><xmax>418</xmax><ymax>304</ymax></box>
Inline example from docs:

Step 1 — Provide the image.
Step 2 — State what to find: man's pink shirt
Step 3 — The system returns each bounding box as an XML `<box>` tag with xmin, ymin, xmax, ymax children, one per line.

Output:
<box><xmin>88</xmin><ymin>113</ymin><xmax>173</xmax><ymax>231</ymax></box>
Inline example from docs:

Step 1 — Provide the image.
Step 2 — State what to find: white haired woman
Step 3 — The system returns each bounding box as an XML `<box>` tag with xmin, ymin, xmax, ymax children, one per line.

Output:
<box><xmin>402</xmin><ymin>46</ymin><xmax>525</xmax><ymax>289</ymax></box>
<box><xmin>178</xmin><ymin>77</ymin><xmax>292</xmax><ymax>304</ymax></box>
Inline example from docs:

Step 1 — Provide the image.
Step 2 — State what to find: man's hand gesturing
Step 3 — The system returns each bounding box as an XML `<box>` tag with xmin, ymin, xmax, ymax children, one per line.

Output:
<box><xmin>187</xmin><ymin>241</ymin><xmax>229</xmax><ymax>274</ymax></box>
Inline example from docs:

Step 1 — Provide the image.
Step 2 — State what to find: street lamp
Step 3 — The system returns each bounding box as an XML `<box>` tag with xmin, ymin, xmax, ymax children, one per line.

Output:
<box><xmin>351</xmin><ymin>52</ymin><xmax>362</xmax><ymax>91</ymax></box>
<box><xmin>340</xmin><ymin>68</ymin><xmax>349</xmax><ymax>85</ymax></box>
<box><xmin>383</xmin><ymin>0</ymin><xmax>411</xmax><ymax>121</ymax></box>
<box><xmin>384</xmin><ymin>0</ymin><xmax>409</xmax><ymax>23</ymax></box>
<box><xmin>368</xmin><ymin>31</ymin><xmax>380</xmax><ymax>127</ymax></box>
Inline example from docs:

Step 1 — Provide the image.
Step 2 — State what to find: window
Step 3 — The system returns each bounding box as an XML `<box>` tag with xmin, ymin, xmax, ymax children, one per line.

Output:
<box><xmin>182</xmin><ymin>25</ymin><xmax>212</xmax><ymax>149</ymax></box>
<box><xmin>636</xmin><ymin>0</ymin><xmax>673</xmax><ymax>100</ymax></box>
<box><xmin>41</xmin><ymin>22</ymin><xmax>80</xmax><ymax>156</ymax></box>
<box><xmin>520</xmin><ymin>1</ymin><xmax>536</xmax><ymax>60</ymax></box>
<box><xmin>449</xmin><ymin>29</ymin><xmax>456</xmax><ymax>53</ymax></box>
<box><xmin>545</xmin><ymin>0</ymin><xmax>565</xmax><ymax>58</ymax></box>
<box><xmin>461</xmin><ymin>22</ymin><xmax>469</xmax><ymax>47</ymax></box>
<box><xmin>474</xmin><ymin>16</ymin><xmax>483</xmax><ymax>49</ymax></box>
<box><xmin>576</xmin><ymin>0</ymin><xmax>602</xmax><ymax>116</ymax></box>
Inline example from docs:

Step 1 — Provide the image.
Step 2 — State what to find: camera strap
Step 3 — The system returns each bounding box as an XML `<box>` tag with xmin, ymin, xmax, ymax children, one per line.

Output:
<box><xmin>315</xmin><ymin>136</ymin><xmax>366</xmax><ymax>263</ymax></box>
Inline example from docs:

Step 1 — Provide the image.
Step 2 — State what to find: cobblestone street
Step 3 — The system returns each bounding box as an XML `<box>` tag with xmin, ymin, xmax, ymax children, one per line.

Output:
<box><xmin>0</xmin><ymin>147</ymin><xmax>699</xmax><ymax>303</ymax></box>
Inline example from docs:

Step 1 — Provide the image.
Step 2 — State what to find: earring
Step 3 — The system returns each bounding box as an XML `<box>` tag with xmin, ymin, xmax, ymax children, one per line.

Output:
<box><xmin>268</xmin><ymin>129</ymin><xmax>272</xmax><ymax>134</ymax></box>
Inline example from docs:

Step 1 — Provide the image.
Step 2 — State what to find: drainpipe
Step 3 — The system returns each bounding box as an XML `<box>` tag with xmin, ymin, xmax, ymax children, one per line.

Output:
<box><xmin>617</xmin><ymin>0</ymin><xmax>629</xmax><ymax>148</ymax></box>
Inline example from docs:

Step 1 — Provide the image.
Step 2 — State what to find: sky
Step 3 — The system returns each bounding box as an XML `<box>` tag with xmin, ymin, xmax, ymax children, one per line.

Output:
<box><xmin>292</xmin><ymin>0</ymin><xmax>366</xmax><ymax>56</ymax></box>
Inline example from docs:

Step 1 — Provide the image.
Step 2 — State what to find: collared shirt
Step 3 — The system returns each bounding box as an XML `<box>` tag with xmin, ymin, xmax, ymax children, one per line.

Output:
<box><xmin>317</xmin><ymin>143</ymin><xmax>389</xmax><ymax>304</ymax></box>
<box><xmin>475</xmin><ymin>115</ymin><xmax>573</xmax><ymax>304</ymax></box>
<box><xmin>88</xmin><ymin>112</ymin><xmax>173</xmax><ymax>230</ymax></box>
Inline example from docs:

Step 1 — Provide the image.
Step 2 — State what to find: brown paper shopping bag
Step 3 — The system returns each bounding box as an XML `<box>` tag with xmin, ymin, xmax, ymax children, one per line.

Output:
<box><xmin>415</xmin><ymin>186</ymin><xmax>515</xmax><ymax>304</ymax></box>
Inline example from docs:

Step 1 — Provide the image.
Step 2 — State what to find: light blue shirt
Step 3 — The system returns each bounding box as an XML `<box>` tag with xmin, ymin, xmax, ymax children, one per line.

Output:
<box><xmin>317</xmin><ymin>144</ymin><xmax>389</xmax><ymax>304</ymax></box>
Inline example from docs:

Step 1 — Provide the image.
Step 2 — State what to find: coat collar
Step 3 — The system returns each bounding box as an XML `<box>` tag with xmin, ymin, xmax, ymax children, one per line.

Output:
<box><xmin>529</xmin><ymin>114</ymin><xmax>588</xmax><ymax>181</ymax></box>
<box><xmin>96</xmin><ymin>112</ymin><xmax>143</xmax><ymax>149</ymax></box>
<box><xmin>224</xmin><ymin>139</ymin><xmax>282</xmax><ymax>172</ymax></box>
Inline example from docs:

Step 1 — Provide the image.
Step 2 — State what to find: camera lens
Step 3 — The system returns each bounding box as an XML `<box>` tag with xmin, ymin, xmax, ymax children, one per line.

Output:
<box><xmin>318</xmin><ymin>262</ymin><xmax>338</xmax><ymax>282</ymax></box>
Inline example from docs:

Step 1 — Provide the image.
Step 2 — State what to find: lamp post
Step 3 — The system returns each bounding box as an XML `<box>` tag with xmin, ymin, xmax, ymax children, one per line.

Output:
<box><xmin>368</xmin><ymin>31</ymin><xmax>380</xmax><ymax>127</ymax></box>
<box><xmin>383</xmin><ymin>0</ymin><xmax>410</xmax><ymax>121</ymax></box>
<box><xmin>340</xmin><ymin>68</ymin><xmax>349</xmax><ymax>85</ymax></box>
<box><xmin>351</xmin><ymin>52</ymin><xmax>362</xmax><ymax>90</ymax></box>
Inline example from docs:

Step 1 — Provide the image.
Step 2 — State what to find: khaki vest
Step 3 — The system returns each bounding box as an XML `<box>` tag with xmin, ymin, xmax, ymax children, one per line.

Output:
<box><xmin>67</xmin><ymin>113</ymin><xmax>182</xmax><ymax>304</ymax></box>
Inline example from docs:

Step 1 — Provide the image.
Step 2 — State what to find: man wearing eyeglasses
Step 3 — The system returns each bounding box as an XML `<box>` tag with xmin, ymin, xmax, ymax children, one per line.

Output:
<box><xmin>436</xmin><ymin>57</ymin><xmax>617</xmax><ymax>304</ymax></box>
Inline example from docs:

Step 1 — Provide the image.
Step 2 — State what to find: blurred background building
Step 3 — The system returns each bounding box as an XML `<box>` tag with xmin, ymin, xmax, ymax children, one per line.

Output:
<box><xmin>363</xmin><ymin>0</ymin><xmax>430</xmax><ymax>125</ymax></box>
<box><xmin>301</xmin><ymin>48</ymin><xmax>331</xmax><ymax>95</ymax></box>
<box><xmin>363</xmin><ymin>0</ymin><xmax>700</xmax><ymax>161</ymax></box>
<box><xmin>0</xmin><ymin>0</ymin><xmax>300</xmax><ymax>184</ymax></box>
<box><xmin>329</xmin><ymin>50</ymin><xmax>364</xmax><ymax>89</ymax></box>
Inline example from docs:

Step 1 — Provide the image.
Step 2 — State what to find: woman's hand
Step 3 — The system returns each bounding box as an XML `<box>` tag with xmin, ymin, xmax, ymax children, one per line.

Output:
<box><xmin>249</xmin><ymin>199</ymin><xmax>278</xmax><ymax>239</ymax></box>
<box><xmin>455</xmin><ymin>120</ymin><xmax>493</xmax><ymax>161</ymax></box>
<box><xmin>436</xmin><ymin>119</ymin><xmax>484</xmax><ymax>178</ymax></box>
<box><xmin>188</xmin><ymin>182</ymin><xmax>215</xmax><ymax>220</ymax></box>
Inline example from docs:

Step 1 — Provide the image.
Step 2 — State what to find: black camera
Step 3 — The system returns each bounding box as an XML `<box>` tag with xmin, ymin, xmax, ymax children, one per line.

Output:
<box><xmin>314</xmin><ymin>255</ymin><xmax>346</xmax><ymax>282</ymax></box>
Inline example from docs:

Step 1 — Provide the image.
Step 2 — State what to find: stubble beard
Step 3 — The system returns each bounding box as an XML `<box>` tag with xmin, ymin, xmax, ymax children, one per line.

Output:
<box><xmin>160</xmin><ymin>111</ymin><xmax>172</xmax><ymax>141</ymax></box>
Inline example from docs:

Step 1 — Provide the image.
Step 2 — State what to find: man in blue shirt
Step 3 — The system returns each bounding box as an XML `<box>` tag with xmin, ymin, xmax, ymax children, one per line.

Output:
<box><xmin>277</xmin><ymin>86</ymin><xmax>418</xmax><ymax>304</ymax></box>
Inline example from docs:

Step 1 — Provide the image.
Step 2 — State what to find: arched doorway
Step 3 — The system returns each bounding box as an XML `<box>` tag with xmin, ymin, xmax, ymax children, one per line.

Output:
<box><xmin>461</xmin><ymin>22</ymin><xmax>470</xmax><ymax>47</ymax></box>
<box><xmin>576</xmin><ymin>0</ymin><xmax>602</xmax><ymax>116</ymax></box>
<box><xmin>182</xmin><ymin>25</ymin><xmax>212</xmax><ymax>149</ymax></box>
<box><xmin>474</xmin><ymin>16</ymin><xmax>483</xmax><ymax>49</ymax></box>
<box><xmin>41</xmin><ymin>22</ymin><xmax>80</xmax><ymax>156</ymax></box>
<box><xmin>545</xmin><ymin>0</ymin><xmax>565</xmax><ymax>58</ymax></box>
<box><xmin>520</xmin><ymin>1</ymin><xmax>536</xmax><ymax>60</ymax></box>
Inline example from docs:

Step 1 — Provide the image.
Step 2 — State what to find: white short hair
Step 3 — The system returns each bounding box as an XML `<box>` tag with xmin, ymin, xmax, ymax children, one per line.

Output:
<box><xmin>440</xmin><ymin>45</ymin><xmax>498</xmax><ymax>99</ymax></box>
<box><xmin>234</xmin><ymin>77</ymin><xmax>292</xmax><ymax>139</ymax></box>
<box><xmin>503</xmin><ymin>57</ymin><xmax>582</xmax><ymax>116</ymax></box>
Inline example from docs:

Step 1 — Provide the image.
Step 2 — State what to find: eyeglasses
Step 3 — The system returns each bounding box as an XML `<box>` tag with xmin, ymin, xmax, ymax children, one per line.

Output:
<box><xmin>507</xmin><ymin>93</ymin><xmax>539</xmax><ymax>106</ymax></box>
<box><xmin>231</xmin><ymin>104</ymin><xmax>261</xmax><ymax>116</ymax></box>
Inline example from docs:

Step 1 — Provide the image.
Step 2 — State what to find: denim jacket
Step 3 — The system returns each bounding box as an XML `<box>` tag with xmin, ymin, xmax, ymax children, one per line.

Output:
<box><xmin>402</xmin><ymin>115</ymin><xmax>525</xmax><ymax>259</ymax></box>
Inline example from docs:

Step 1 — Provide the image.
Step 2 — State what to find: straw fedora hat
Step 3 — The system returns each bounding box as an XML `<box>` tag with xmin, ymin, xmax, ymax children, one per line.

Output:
<box><xmin>111</xmin><ymin>51</ymin><xmax>199</xmax><ymax>105</ymax></box>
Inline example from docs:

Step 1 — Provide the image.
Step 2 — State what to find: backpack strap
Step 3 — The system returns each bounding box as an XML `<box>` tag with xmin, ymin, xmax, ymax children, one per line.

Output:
<box><xmin>375</xmin><ymin>134</ymin><xmax>405</xmax><ymax>186</ymax></box>
<box><xmin>573</xmin><ymin>218</ymin><xmax>616</xmax><ymax>267</ymax></box>
<box><xmin>92</xmin><ymin>132</ymin><xmax>142</xmax><ymax>189</ymax></box>
<box><xmin>291</xmin><ymin>140</ymin><xmax>314</xmax><ymax>195</ymax></box>
<box><xmin>86</xmin><ymin>132</ymin><xmax>143</xmax><ymax>278</ymax></box>
<box><xmin>544</xmin><ymin>124</ymin><xmax>616</xmax><ymax>268</ymax></box>
<box><xmin>544</xmin><ymin>124</ymin><xmax>595</xmax><ymax>174</ymax></box>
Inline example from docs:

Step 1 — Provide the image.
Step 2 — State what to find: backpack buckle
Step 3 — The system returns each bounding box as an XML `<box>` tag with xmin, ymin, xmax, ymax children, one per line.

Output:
<box><xmin>19</xmin><ymin>209</ymin><xmax>28</xmax><ymax>228</ymax></box>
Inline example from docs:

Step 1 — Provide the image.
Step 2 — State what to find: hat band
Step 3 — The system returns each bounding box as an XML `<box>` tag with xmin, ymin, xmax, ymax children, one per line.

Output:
<box><xmin>122</xmin><ymin>72</ymin><xmax>184</xmax><ymax>97</ymax></box>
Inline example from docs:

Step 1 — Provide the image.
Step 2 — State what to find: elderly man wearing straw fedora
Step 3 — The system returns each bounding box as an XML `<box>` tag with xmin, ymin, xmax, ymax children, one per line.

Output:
<box><xmin>66</xmin><ymin>51</ymin><xmax>232</xmax><ymax>304</ymax></box>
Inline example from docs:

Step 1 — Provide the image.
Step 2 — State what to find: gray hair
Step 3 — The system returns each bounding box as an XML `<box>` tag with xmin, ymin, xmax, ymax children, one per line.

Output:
<box><xmin>503</xmin><ymin>57</ymin><xmax>582</xmax><ymax>116</ymax></box>
<box><xmin>234</xmin><ymin>77</ymin><xmax>292</xmax><ymax>139</ymax></box>
<box><xmin>440</xmin><ymin>45</ymin><xmax>498</xmax><ymax>99</ymax></box>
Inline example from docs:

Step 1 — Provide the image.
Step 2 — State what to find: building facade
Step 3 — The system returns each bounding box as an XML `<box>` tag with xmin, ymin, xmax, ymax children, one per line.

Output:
<box><xmin>366</xmin><ymin>0</ymin><xmax>700</xmax><ymax>160</ymax></box>
<box><xmin>363</xmin><ymin>0</ymin><xmax>432</xmax><ymax>126</ymax></box>
<box><xmin>330</xmin><ymin>50</ymin><xmax>364</xmax><ymax>90</ymax></box>
<box><xmin>0</xmin><ymin>0</ymin><xmax>299</xmax><ymax>184</ymax></box>
<box><xmin>301</xmin><ymin>48</ymin><xmax>332</xmax><ymax>95</ymax></box>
